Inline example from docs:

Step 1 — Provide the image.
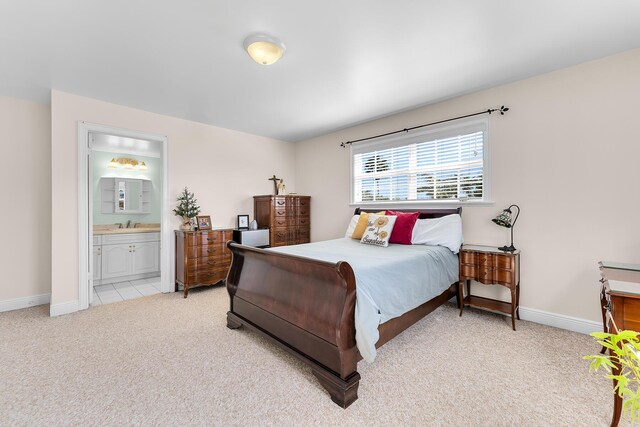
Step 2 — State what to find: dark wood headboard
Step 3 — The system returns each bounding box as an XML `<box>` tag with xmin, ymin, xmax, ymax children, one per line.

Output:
<box><xmin>354</xmin><ymin>207</ymin><xmax>461</xmax><ymax>219</ymax></box>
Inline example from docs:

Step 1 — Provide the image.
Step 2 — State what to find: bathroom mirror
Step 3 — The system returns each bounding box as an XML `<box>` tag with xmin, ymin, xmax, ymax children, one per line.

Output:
<box><xmin>101</xmin><ymin>177</ymin><xmax>151</xmax><ymax>214</ymax></box>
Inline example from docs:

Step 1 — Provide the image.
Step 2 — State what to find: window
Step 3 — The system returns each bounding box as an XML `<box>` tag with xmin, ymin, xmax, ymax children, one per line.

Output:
<box><xmin>351</xmin><ymin>118</ymin><xmax>489</xmax><ymax>204</ymax></box>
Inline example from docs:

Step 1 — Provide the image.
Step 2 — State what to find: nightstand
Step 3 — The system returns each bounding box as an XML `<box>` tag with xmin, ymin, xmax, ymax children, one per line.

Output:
<box><xmin>458</xmin><ymin>244</ymin><xmax>521</xmax><ymax>330</ymax></box>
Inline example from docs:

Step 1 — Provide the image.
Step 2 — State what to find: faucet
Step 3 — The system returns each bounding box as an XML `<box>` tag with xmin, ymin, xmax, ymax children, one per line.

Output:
<box><xmin>126</xmin><ymin>220</ymin><xmax>132</xmax><ymax>228</ymax></box>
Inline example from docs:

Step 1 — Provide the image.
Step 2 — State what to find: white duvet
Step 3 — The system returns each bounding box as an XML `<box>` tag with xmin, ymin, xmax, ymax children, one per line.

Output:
<box><xmin>269</xmin><ymin>238</ymin><xmax>459</xmax><ymax>362</ymax></box>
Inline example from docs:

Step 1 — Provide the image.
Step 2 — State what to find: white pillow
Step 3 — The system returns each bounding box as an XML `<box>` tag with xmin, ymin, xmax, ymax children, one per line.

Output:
<box><xmin>360</xmin><ymin>214</ymin><xmax>397</xmax><ymax>247</ymax></box>
<box><xmin>344</xmin><ymin>214</ymin><xmax>359</xmax><ymax>238</ymax></box>
<box><xmin>411</xmin><ymin>214</ymin><xmax>463</xmax><ymax>253</ymax></box>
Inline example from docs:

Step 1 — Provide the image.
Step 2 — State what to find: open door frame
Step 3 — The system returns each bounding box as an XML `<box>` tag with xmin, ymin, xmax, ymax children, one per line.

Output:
<box><xmin>77</xmin><ymin>122</ymin><xmax>170</xmax><ymax>311</ymax></box>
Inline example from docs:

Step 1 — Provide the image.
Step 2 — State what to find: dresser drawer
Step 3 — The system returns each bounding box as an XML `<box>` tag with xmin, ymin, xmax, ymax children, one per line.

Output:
<box><xmin>185</xmin><ymin>244</ymin><xmax>229</xmax><ymax>258</ymax></box>
<box><xmin>272</xmin><ymin>228</ymin><xmax>290</xmax><ymax>245</ymax></box>
<box><xmin>297</xmin><ymin>216</ymin><xmax>310</xmax><ymax>227</ymax></box>
<box><xmin>188</xmin><ymin>268</ymin><xmax>228</xmax><ymax>284</ymax></box>
<box><xmin>273</xmin><ymin>217</ymin><xmax>291</xmax><ymax>228</ymax></box>
<box><xmin>297</xmin><ymin>206</ymin><xmax>310</xmax><ymax>216</ymax></box>
<box><xmin>298</xmin><ymin>197</ymin><xmax>310</xmax><ymax>207</ymax></box>
<box><xmin>186</xmin><ymin>254</ymin><xmax>230</xmax><ymax>268</ymax></box>
<box><xmin>185</xmin><ymin>232</ymin><xmax>223</xmax><ymax>246</ymax></box>
<box><xmin>273</xmin><ymin>197</ymin><xmax>288</xmax><ymax>208</ymax></box>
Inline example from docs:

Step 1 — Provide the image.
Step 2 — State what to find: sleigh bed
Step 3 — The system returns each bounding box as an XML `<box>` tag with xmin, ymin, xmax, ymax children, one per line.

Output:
<box><xmin>225</xmin><ymin>208</ymin><xmax>461</xmax><ymax>408</ymax></box>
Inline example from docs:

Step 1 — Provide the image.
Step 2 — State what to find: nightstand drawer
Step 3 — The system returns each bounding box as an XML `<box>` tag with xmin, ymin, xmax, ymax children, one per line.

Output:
<box><xmin>471</xmin><ymin>268</ymin><xmax>513</xmax><ymax>285</ymax></box>
<box><xmin>493</xmin><ymin>255</ymin><xmax>514</xmax><ymax>270</ymax></box>
<box><xmin>460</xmin><ymin>251</ymin><xmax>493</xmax><ymax>266</ymax></box>
<box><xmin>493</xmin><ymin>269</ymin><xmax>514</xmax><ymax>285</ymax></box>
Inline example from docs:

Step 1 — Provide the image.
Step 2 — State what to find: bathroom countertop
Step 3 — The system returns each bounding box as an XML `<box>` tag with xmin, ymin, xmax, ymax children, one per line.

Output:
<box><xmin>94</xmin><ymin>228</ymin><xmax>161</xmax><ymax>235</ymax></box>
<box><xmin>94</xmin><ymin>223</ymin><xmax>161</xmax><ymax>235</ymax></box>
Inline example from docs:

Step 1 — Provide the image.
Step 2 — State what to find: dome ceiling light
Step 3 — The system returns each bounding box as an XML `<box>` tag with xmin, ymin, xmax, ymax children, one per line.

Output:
<box><xmin>243</xmin><ymin>34</ymin><xmax>286</xmax><ymax>65</ymax></box>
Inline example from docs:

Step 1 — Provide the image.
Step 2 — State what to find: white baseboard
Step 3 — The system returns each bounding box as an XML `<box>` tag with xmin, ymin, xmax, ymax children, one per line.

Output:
<box><xmin>518</xmin><ymin>306</ymin><xmax>602</xmax><ymax>335</ymax></box>
<box><xmin>50</xmin><ymin>300</ymin><xmax>79</xmax><ymax>317</ymax></box>
<box><xmin>0</xmin><ymin>293</ymin><xmax>51</xmax><ymax>313</ymax></box>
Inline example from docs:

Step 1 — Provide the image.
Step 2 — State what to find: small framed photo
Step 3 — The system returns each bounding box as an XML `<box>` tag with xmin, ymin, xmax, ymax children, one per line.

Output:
<box><xmin>196</xmin><ymin>215</ymin><xmax>212</xmax><ymax>230</ymax></box>
<box><xmin>237</xmin><ymin>214</ymin><xmax>250</xmax><ymax>230</ymax></box>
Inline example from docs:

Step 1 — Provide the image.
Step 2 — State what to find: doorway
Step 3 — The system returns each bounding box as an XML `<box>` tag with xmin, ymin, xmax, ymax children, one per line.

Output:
<box><xmin>77</xmin><ymin>123</ymin><xmax>170</xmax><ymax>310</ymax></box>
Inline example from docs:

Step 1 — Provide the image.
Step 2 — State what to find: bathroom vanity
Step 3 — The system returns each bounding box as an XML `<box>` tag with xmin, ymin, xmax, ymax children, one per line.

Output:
<box><xmin>93</xmin><ymin>229</ymin><xmax>160</xmax><ymax>285</ymax></box>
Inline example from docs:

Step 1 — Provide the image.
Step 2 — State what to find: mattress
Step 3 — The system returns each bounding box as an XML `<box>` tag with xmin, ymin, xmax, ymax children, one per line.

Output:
<box><xmin>269</xmin><ymin>238</ymin><xmax>459</xmax><ymax>362</ymax></box>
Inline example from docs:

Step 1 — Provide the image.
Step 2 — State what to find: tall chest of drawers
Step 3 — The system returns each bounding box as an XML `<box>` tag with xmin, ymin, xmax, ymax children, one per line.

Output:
<box><xmin>253</xmin><ymin>195</ymin><xmax>311</xmax><ymax>247</ymax></box>
<box><xmin>175</xmin><ymin>229</ymin><xmax>233</xmax><ymax>298</ymax></box>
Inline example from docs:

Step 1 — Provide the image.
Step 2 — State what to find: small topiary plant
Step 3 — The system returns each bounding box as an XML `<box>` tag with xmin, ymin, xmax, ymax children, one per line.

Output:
<box><xmin>173</xmin><ymin>187</ymin><xmax>200</xmax><ymax>230</ymax></box>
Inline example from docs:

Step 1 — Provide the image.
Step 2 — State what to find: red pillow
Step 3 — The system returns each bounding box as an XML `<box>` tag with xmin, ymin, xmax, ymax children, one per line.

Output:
<box><xmin>385</xmin><ymin>210</ymin><xmax>420</xmax><ymax>245</ymax></box>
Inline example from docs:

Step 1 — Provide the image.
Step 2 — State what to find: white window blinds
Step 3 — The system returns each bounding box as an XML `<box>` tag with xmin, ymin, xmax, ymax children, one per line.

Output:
<box><xmin>351</xmin><ymin>118</ymin><xmax>488</xmax><ymax>203</ymax></box>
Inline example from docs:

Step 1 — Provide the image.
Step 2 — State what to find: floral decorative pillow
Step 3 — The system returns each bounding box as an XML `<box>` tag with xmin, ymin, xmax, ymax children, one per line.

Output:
<box><xmin>351</xmin><ymin>211</ymin><xmax>386</xmax><ymax>240</ymax></box>
<box><xmin>360</xmin><ymin>214</ymin><xmax>397</xmax><ymax>247</ymax></box>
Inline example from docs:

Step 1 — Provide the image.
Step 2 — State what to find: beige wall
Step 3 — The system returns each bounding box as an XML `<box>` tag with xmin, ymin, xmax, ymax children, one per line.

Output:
<box><xmin>0</xmin><ymin>97</ymin><xmax>52</xmax><ymax>301</ymax></box>
<box><xmin>51</xmin><ymin>90</ymin><xmax>295</xmax><ymax>307</ymax></box>
<box><xmin>295</xmin><ymin>48</ymin><xmax>640</xmax><ymax>323</ymax></box>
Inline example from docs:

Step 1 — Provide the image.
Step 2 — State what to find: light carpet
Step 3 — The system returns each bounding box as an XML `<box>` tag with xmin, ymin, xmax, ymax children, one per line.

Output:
<box><xmin>0</xmin><ymin>286</ymin><xmax>626</xmax><ymax>426</ymax></box>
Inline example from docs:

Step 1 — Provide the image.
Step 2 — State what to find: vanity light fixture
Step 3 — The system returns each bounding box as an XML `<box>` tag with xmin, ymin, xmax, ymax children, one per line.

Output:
<box><xmin>243</xmin><ymin>34</ymin><xmax>286</xmax><ymax>65</ymax></box>
<box><xmin>106</xmin><ymin>157</ymin><xmax>148</xmax><ymax>171</ymax></box>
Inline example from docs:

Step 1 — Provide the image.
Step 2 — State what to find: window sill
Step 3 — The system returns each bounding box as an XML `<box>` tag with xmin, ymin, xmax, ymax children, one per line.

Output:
<box><xmin>349</xmin><ymin>200</ymin><xmax>495</xmax><ymax>208</ymax></box>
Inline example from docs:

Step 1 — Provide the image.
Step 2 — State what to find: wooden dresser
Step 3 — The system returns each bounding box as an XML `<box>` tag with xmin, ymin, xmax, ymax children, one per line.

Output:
<box><xmin>175</xmin><ymin>229</ymin><xmax>233</xmax><ymax>298</ymax></box>
<box><xmin>458</xmin><ymin>244</ymin><xmax>521</xmax><ymax>330</ymax></box>
<box><xmin>253</xmin><ymin>195</ymin><xmax>311</xmax><ymax>247</ymax></box>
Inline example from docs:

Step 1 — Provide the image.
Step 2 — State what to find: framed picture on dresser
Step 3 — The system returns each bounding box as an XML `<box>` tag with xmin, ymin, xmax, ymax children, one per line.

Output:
<box><xmin>237</xmin><ymin>214</ymin><xmax>249</xmax><ymax>230</ymax></box>
<box><xmin>196</xmin><ymin>215</ymin><xmax>212</xmax><ymax>230</ymax></box>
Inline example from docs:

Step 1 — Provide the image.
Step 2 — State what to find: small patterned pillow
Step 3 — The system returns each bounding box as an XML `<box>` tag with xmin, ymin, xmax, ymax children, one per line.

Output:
<box><xmin>360</xmin><ymin>214</ymin><xmax>397</xmax><ymax>247</ymax></box>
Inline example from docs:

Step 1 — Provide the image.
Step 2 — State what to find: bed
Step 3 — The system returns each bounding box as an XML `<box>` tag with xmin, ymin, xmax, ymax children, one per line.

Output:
<box><xmin>225</xmin><ymin>208</ymin><xmax>462</xmax><ymax>408</ymax></box>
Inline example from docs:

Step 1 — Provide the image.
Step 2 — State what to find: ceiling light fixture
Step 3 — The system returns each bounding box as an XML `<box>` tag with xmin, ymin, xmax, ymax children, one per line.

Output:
<box><xmin>243</xmin><ymin>34</ymin><xmax>286</xmax><ymax>65</ymax></box>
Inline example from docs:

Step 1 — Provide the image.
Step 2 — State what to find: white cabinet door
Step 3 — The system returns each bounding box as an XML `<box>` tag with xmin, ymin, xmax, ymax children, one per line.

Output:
<box><xmin>131</xmin><ymin>241</ymin><xmax>160</xmax><ymax>275</ymax></box>
<box><xmin>93</xmin><ymin>245</ymin><xmax>102</xmax><ymax>281</ymax></box>
<box><xmin>101</xmin><ymin>244</ymin><xmax>132</xmax><ymax>279</ymax></box>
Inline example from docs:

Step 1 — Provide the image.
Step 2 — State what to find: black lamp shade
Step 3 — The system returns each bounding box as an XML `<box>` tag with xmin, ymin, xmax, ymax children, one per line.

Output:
<box><xmin>492</xmin><ymin>209</ymin><xmax>513</xmax><ymax>228</ymax></box>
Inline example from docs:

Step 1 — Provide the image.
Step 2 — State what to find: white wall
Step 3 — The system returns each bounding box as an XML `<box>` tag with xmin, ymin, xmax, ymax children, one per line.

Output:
<box><xmin>295</xmin><ymin>48</ymin><xmax>640</xmax><ymax>324</ymax></box>
<box><xmin>0</xmin><ymin>96</ymin><xmax>52</xmax><ymax>308</ymax></box>
<box><xmin>51</xmin><ymin>90</ymin><xmax>295</xmax><ymax>309</ymax></box>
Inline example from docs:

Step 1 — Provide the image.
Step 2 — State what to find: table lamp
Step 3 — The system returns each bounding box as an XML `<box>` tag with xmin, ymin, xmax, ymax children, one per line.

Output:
<box><xmin>492</xmin><ymin>204</ymin><xmax>520</xmax><ymax>252</ymax></box>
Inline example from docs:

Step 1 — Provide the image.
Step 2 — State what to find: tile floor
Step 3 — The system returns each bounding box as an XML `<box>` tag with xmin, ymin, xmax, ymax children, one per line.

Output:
<box><xmin>92</xmin><ymin>276</ymin><xmax>161</xmax><ymax>305</ymax></box>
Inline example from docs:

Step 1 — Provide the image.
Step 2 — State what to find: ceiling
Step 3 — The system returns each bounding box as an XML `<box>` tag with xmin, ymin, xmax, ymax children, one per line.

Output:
<box><xmin>1</xmin><ymin>1</ymin><xmax>639</xmax><ymax>142</ymax></box>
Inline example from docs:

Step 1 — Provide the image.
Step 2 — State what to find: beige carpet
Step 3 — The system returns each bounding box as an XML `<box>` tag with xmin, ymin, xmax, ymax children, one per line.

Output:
<box><xmin>0</xmin><ymin>286</ymin><xmax>627</xmax><ymax>426</ymax></box>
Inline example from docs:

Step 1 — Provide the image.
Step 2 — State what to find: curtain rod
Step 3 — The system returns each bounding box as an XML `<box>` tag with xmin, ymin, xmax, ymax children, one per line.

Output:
<box><xmin>339</xmin><ymin>105</ymin><xmax>509</xmax><ymax>148</ymax></box>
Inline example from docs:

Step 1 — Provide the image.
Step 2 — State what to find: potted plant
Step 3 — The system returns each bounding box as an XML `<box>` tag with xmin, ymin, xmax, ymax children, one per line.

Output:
<box><xmin>173</xmin><ymin>187</ymin><xmax>200</xmax><ymax>231</ymax></box>
<box><xmin>585</xmin><ymin>330</ymin><xmax>640</xmax><ymax>422</ymax></box>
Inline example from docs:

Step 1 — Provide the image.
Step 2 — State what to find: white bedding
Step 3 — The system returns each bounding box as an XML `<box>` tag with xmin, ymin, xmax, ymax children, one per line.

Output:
<box><xmin>268</xmin><ymin>238</ymin><xmax>459</xmax><ymax>362</ymax></box>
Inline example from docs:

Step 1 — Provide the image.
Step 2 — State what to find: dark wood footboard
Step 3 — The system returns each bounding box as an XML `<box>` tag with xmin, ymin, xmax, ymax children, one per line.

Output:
<box><xmin>226</xmin><ymin>241</ymin><xmax>458</xmax><ymax>408</ymax></box>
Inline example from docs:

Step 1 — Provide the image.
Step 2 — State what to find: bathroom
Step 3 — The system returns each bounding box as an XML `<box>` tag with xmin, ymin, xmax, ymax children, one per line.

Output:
<box><xmin>90</xmin><ymin>133</ymin><xmax>163</xmax><ymax>305</ymax></box>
